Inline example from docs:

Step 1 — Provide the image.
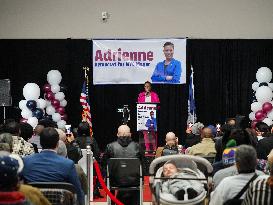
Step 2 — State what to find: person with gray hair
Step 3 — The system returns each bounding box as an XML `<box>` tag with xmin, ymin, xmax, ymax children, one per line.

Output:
<box><xmin>0</xmin><ymin>133</ymin><xmax>13</xmax><ymax>153</ymax></box>
<box><xmin>210</xmin><ymin>145</ymin><xmax>259</xmax><ymax>205</ymax></box>
<box><xmin>184</xmin><ymin>122</ymin><xmax>204</xmax><ymax>148</ymax></box>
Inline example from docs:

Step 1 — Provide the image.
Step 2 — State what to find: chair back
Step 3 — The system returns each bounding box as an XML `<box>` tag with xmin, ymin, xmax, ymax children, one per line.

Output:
<box><xmin>28</xmin><ymin>182</ymin><xmax>77</xmax><ymax>205</ymax></box>
<box><xmin>107</xmin><ymin>158</ymin><xmax>142</xmax><ymax>187</ymax></box>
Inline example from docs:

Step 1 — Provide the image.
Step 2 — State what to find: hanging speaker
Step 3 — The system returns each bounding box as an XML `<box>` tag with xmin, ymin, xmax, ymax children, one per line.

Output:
<box><xmin>0</xmin><ymin>79</ymin><xmax>12</xmax><ymax>106</ymax></box>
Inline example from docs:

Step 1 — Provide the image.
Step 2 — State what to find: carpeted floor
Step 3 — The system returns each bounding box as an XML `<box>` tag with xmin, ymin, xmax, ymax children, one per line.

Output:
<box><xmin>93</xmin><ymin>176</ymin><xmax>152</xmax><ymax>202</ymax></box>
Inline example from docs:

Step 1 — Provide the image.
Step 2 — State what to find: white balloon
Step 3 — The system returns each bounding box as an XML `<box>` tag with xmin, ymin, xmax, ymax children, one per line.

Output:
<box><xmin>52</xmin><ymin>112</ymin><xmax>61</xmax><ymax>122</ymax></box>
<box><xmin>60</xmin><ymin>99</ymin><xmax>67</xmax><ymax>107</ymax></box>
<box><xmin>23</xmin><ymin>83</ymin><xmax>40</xmax><ymax>100</ymax></box>
<box><xmin>57</xmin><ymin>120</ymin><xmax>66</xmax><ymax>129</ymax></box>
<box><xmin>51</xmin><ymin>85</ymin><xmax>60</xmax><ymax>94</ymax></box>
<box><xmin>27</xmin><ymin>117</ymin><xmax>38</xmax><ymax>128</ymax></box>
<box><xmin>249</xmin><ymin>112</ymin><xmax>255</xmax><ymax>121</ymax></box>
<box><xmin>47</xmin><ymin>70</ymin><xmax>62</xmax><ymax>85</ymax></box>
<box><xmin>269</xmin><ymin>83</ymin><xmax>273</xmax><ymax>90</ymax></box>
<box><xmin>46</xmin><ymin>106</ymin><xmax>55</xmax><ymax>115</ymax></box>
<box><xmin>268</xmin><ymin>110</ymin><xmax>273</xmax><ymax>119</ymax></box>
<box><xmin>256</xmin><ymin>67</ymin><xmax>272</xmax><ymax>83</ymax></box>
<box><xmin>37</xmin><ymin>99</ymin><xmax>47</xmax><ymax>109</ymax></box>
<box><xmin>252</xmin><ymin>82</ymin><xmax>259</xmax><ymax>91</ymax></box>
<box><xmin>255</xmin><ymin>86</ymin><xmax>273</xmax><ymax>104</ymax></box>
<box><xmin>46</xmin><ymin>100</ymin><xmax>51</xmax><ymax>106</ymax></box>
<box><xmin>19</xmin><ymin>100</ymin><xmax>27</xmax><ymax>110</ymax></box>
<box><xmin>55</xmin><ymin>92</ymin><xmax>65</xmax><ymax>101</ymax></box>
<box><xmin>251</xmin><ymin>102</ymin><xmax>262</xmax><ymax>112</ymax></box>
<box><xmin>263</xmin><ymin>118</ymin><xmax>273</xmax><ymax>126</ymax></box>
<box><xmin>21</xmin><ymin>109</ymin><xmax>33</xmax><ymax>119</ymax></box>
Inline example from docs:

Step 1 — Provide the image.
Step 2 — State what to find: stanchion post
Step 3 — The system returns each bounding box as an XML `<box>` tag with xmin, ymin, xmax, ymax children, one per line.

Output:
<box><xmin>86</xmin><ymin>145</ymin><xmax>94</xmax><ymax>204</ymax></box>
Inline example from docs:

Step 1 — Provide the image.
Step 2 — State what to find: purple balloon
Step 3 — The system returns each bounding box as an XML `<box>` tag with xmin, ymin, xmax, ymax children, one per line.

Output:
<box><xmin>51</xmin><ymin>99</ymin><xmax>60</xmax><ymax>108</ymax></box>
<box><xmin>262</xmin><ymin>102</ymin><xmax>273</xmax><ymax>113</ymax></box>
<box><xmin>43</xmin><ymin>84</ymin><xmax>51</xmax><ymax>93</ymax></box>
<box><xmin>45</xmin><ymin>92</ymin><xmax>54</xmax><ymax>101</ymax></box>
<box><xmin>61</xmin><ymin>113</ymin><xmax>68</xmax><ymax>121</ymax></box>
<box><xmin>255</xmin><ymin>110</ymin><xmax>266</xmax><ymax>121</ymax></box>
<box><xmin>56</xmin><ymin>106</ymin><xmax>65</xmax><ymax>115</ymax></box>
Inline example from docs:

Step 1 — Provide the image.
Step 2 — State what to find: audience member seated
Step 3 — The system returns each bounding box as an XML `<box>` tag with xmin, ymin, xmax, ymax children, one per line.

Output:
<box><xmin>209</xmin><ymin>145</ymin><xmax>259</xmax><ymax>205</ymax></box>
<box><xmin>242</xmin><ymin>148</ymin><xmax>273</xmax><ymax>205</ymax></box>
<box><xmin>65</xmin><ymin>131</ymin><xmax>83</xmax><ymax>164</ymax></box>
<box><xmin>256</xmin><ymin>123</ymin><xmax>273</xmax><ymax>160</ymax></box>
<box><xmin>254</xmin><ymin>122</ymin><xmax>270</xmax><ymax>141</ymax></box>
<box><xmin>213</xmin><ymin>142</ymin><xmax>264</xmax><ymax>188</ymax></box>
<box><xmin>0</xmin><ymin>147</ymin><xmax>51</xmax><ymax>205</ymax></box>
<box><xmin>56</xmin><ymin>139</ymin><xmax>88</xmax><ymax>195</ymax></box>
<box><xmin>102</xmin><ymin>125</ymin><xmax>143</xmax><ymax>205</ymax></box>
<box><xmin>56</xmin><ymin>128</ymin><xmax>67</xmax><ymax>142</ymax></box>
<box><xmin>0</xmin><ymin>133</ymin><xmax>13</xmax><ymax>153</ymax></box>
<box><xmin>28</xmin><ymin>125</ymin><xmax>44</xmax><ymax>149</ymax></box>
<box><xmin>4</xmin><ymin>121</ymin><xmax>34</xmax><ymax>157</ymax></box>
<box><xmin>37</xmin><ymin>119</ymin><xmax>56</xmax><ymax>128</ymax></box>
<box><xmin>161</xmin><ymin>132</ymin><xmax>179</xmax><ymax>156</ymax></box>
<box><xmin>161</xmin><ymin>160</ymin><xmax>204</xmax><ymax>200</ymax></box>
<box><xmin>188</xmin><ymin>127</ymin><xmax>216</xmax><ymax>157</ymax></box>
<box><xmin>22</xmin><ymin>127</ymin><xmax>84</xmax><ymax>205</ymax></box>
<box><xmin>184</xmin><ymin>122</ymin><xmax>203</xmax><ymax>148</ymax></box>
<box><xmin>19</xmin><ymin>122</ymin><xmax>38</xmax><ymax>153</ymax></box>
<box><xmin>0</xmin><ymin>154</ymin><xmax>32</xmax><ymax>205</ymax></box>
<box><xmin>72</xmin><ymin>122</ymin><xmax>102</xmax><ymax>198</ymax></box>
<box><xmin>76</xmin><ymin>122</ymin><xmax>100</xmax><ymax>160</ymax></box>
<box><xmin>214</xmin><ymin>123</ymin><xmax>235</xmax><ymax>162</ymax></box>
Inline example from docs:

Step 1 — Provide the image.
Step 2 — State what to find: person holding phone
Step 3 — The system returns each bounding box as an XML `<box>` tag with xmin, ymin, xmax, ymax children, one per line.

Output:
<box><xmin>137</xmin><ymin>81</ymin><xmax>160</xmax><ymax>103</ymax></box>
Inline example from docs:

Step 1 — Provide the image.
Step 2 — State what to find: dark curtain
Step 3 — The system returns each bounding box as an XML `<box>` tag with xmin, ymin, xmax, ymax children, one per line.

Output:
<box><xmin>0</xmin><ymin>39</ymin><xmax>273</xmax><ymax>150</ymax></box>
<box><xmin>188</xmin><ymin>40</ymin><xmax>273</xmax><ymax>124</ymax></box>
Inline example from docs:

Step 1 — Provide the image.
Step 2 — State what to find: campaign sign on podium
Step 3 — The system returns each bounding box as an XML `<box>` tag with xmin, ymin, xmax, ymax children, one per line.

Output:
<box><xmin>137</xmin><ymin>103</ymin><xmax>157</xmax><ymax>131</ymax></box>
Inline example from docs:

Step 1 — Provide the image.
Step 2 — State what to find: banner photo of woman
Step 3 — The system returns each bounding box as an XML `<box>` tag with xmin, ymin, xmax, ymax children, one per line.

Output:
<box><xmin>93</xmin><ymin>38</ymin><xmax>186</xmax><ymax>85</ymax></box>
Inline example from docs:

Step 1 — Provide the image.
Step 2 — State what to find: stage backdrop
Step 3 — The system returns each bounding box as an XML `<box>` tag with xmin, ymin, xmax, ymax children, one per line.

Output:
<box><xmin>1</xmin><ymin>39</ymin><xmax>273</xmax><ymax>150</ymax></box>
<box><xmin>93</xmin><ymin>39</ymin><xmax>186</xmax><ymax>84</ymax></box>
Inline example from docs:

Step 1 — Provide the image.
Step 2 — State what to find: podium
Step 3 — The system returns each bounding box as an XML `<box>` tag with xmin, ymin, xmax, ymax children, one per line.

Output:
<box><xmin>136</xmin><ymin>103</ymin><xmax>159</xmax><ymax>154</ymax></box>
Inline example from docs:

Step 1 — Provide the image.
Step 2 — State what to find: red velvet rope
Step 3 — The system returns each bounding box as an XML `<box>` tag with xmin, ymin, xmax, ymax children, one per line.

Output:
<box><xmin>93</xmin><ymin>160</ymin><xmax>124</xmax><ymax>205</ymax></box>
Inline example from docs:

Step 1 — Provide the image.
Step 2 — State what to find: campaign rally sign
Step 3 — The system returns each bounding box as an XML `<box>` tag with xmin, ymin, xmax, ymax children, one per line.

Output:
<box><xmin>93</xmin><ymin>39</ymin><xmax>186</xmax><ymax>84</ymax></box>
<box><xmin>136</xmin><ymin>103</ymin><xmax>157</xmax><ymax>131</ymax></box>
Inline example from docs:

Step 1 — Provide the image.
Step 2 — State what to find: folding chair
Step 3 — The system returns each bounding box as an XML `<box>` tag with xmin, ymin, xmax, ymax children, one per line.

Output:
<box><xmin>28</xmin><ymin>182</ymin><xmax>77</xmax><ymax>205</ymax></box>
<box><xmin>106</xmin><ymin>158</ymin><xmax>143</xmax><ymax>205</ymax></box>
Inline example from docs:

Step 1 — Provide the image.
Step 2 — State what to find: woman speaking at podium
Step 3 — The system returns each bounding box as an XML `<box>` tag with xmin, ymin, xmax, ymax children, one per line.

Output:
<box><xmin>137</xmin><ymin>81</ymin><xmax>160</xmax><ymax>153</ymax></box>
<box><xmin>137</xmin><ymin>81</ymin><xmax>160</xmax><ymax>103</ymax></box>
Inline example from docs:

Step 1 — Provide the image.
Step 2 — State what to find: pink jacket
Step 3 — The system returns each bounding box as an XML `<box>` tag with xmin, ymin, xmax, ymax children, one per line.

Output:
<box><xmin>137</xmin><ymin>91</ymin><xmax>160</xmax><ymax>103</ymax></box>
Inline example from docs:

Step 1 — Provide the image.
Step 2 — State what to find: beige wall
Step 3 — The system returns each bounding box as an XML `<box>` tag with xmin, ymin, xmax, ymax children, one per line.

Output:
<box><xmin>0</xmin><ymin>0</ymin><xmax>273</xmax><ymax>39</ymax></box>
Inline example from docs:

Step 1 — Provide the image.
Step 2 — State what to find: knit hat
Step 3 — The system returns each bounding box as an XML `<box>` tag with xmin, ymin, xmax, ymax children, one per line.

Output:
<box><xmin>207</xmin><ymin>125</ymin><xmax>217</xmax><ymax>137</ymax></box>
<box><xmin>0</xmin><ymin>155</ymin><xmax>20</xmax><ymax>184</ymax></box>
<box><xmin>222</xmin><ymin>147</ymin><xmax>237</xmax><ymax>166</ymax></box>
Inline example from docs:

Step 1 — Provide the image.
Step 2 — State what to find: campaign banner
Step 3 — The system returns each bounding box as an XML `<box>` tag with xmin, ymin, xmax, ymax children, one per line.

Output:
<box><xmin>93</xmin><ymin>39</ymin><xmax>186</xmax><ymax>84</ymax></box>
<box><xmin>136</xmin><ymin>103</ymin><xmax>157</xmax><ymax>131</ymax></box>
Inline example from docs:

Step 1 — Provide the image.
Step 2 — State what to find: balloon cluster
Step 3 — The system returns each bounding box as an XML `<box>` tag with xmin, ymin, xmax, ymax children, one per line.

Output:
<box><xmin>250</xmin><ymin>67</ymin><xmax>273</xmax><ymax>128</ymax></box>
<box><xmin>43</xmin><ymin>70</ymin><xmax>67</xmax><ymax>129</ymax></box>
<box><xmin>19</xmin><ymin>83</ymin><xmax>46</xmax><ymax>128</ymax></box>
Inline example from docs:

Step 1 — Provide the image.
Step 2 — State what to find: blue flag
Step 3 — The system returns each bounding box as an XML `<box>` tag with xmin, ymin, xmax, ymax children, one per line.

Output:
<box><xmin>187</xmin><ymin>66</ymin><xmax>197</xmax><ymax>124</ymax></box>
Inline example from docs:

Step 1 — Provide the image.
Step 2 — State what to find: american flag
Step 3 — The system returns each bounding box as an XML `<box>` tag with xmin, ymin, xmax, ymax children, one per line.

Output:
<box><xmin>80</xmin><ymin>81</ymin><xmax>93</xmax><ymax>136</ymax></box>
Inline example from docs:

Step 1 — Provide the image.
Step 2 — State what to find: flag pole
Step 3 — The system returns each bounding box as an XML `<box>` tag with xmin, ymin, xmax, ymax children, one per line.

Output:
<box><xmin>82</xmin><ymin>66</ymin><xmax>93</xmax><ymax>137</ymax></box>
<box><xmin>191</xmin><ymin>66</ymin><xmax>195</xmax><ymax>124</ymax></box>
<box><xmin>83</xmin><ymin>67</ymin><xmax>90</xmax><ymax>95</ymax></box>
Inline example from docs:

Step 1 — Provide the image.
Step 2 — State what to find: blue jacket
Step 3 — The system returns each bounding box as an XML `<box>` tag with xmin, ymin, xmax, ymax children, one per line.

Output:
<box><xmin>22</xmin><ymin>150</ymin><xmax>84</xmax><ymax>204</ymax></box>
<box><xmin>145</xmin><ymin>117</ymin><xmax>157</xmax><ymax>131</ymax></box>
<box><xmin>151</xmin><ymin>58</ymin><xmax>182</xmax><ymax>83</ymax></box>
